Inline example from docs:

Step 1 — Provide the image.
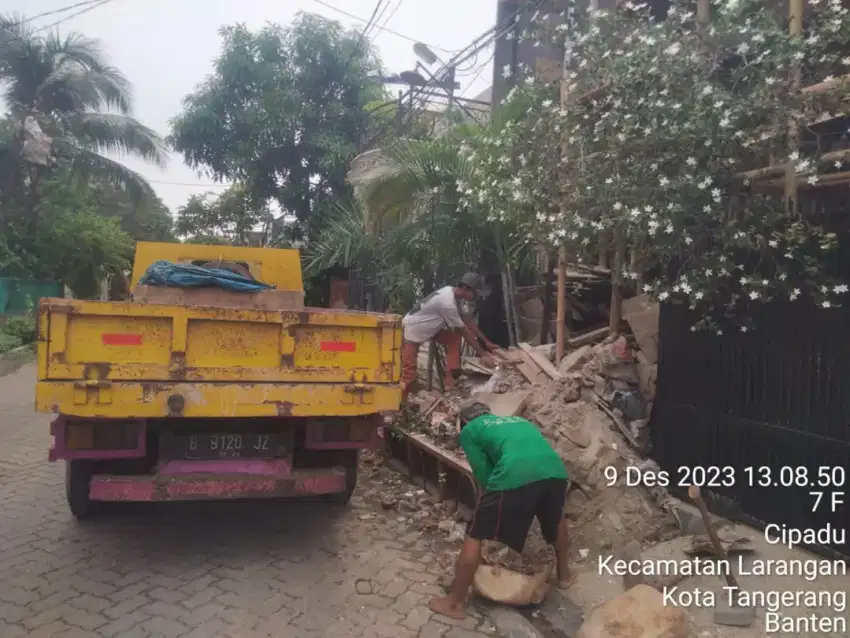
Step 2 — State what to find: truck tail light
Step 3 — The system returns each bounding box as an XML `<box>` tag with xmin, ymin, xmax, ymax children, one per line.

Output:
<box><xmin>65</xmin><ymin>420</ymin><xmax>141</xmax><ymax>451</ymax></box>
<box><xmin>66</xmin><ymin>422</ymin><xmax>94</xmax><ymax>450</ymax></box>
<box><xmin>50</xmin><ymin>418</ymin><xmax>147</xmax><ymax>462</ymax></box>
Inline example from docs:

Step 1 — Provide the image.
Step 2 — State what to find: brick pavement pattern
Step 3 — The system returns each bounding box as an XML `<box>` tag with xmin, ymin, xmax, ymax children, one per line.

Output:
<box><xmin>0</xmin><ymin>365</ymin><xmax>493</xmax><ymax>638</ymax></box>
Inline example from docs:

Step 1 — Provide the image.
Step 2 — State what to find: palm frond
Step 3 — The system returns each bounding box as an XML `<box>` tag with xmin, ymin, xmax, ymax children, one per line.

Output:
<box><xmin>360</xmin><ymin>138</ymin><xmax>472</xmax><ymax>230</ymax></box>
<box><xmin>68</xmin><ymin>113</ymin><xmax>168</xmax><ymax>167</ymax></box>
<box><xmin>60</xmin><ymin>144</ymin><xmax>156</xmax><ymax>205</ymax></box>
<box><xmin>43</xmin><ymin>31</ymin><xmax>132</xmax><ymax>113</ymax></box>
<box><xmin>303</xmin><ymin>199</ymin><xmax>376</xmax><ymax>275</ymax></box>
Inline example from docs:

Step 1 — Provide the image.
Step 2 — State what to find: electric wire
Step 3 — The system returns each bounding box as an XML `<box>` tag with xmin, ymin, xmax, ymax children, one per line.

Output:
<box><xmin>32</xmin><ymin>0</ymin><xmax>116</xmax><ymax>33</ymax></box>
<box><xmin>376</xmin><ymin>0</ymin><xmax>403</xmax><ymax>33</ymax></box>
<box><xmin>148</xmin><ymin>179</ymin><xmax>230</xmax><ymax>188</ymax></box>
<box><xmin>460</xmin><ymin>50</ymin><xmax>495</xmax><ymax>97</ymax></box>
<box><xmin>369</xmin><ymin>0</ymin><xmax>548</xmax><ymax>144</ymax></box>
<box><xmin>340</xmin><ymin>0</ymin><xmax>387</xmax><ymax>74</ymax></box>
<box><xmin>312</xmin><ymin>0</ymin><xmax>455</xmax><ymax>53</ymax></box>
<box><xmin>10</xmin><ymin>0</ymin><xmax>104</xmax><ymax>26</ymax></box>
<box><xmin>356</xmin><ymin>0</ymin><xmax>389</xmax><ymax>44</ymax></box>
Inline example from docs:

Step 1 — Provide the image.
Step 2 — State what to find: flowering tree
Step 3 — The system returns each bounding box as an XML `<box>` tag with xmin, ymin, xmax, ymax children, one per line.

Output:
<box><xmin>464</xmin><ymin>0</ymin><xmax>850</xmax><ymax>331</ymax></box>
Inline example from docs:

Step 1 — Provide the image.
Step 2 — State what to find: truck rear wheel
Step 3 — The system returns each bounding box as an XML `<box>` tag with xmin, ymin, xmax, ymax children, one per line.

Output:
<box><xmin>327</xmin><ymin>450</ymin><xmax>359</xmax><ymax>505</ymax></box>
<box><xmin>65</xmin><ymin>461</ymin><xmax>101</xmax><ymax>520</ymax></box>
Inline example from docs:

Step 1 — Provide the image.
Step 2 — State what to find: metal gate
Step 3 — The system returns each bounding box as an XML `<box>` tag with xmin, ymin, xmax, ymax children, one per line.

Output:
<box><xmin>650</xmin><ymin>298</ymin><xmax>850</xmax><ymax>557</ymax></box>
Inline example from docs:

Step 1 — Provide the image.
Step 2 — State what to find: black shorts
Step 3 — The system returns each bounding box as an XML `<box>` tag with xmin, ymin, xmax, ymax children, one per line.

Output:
<box><xmin>467</xmin><ymin>478</ymin><xmax>568</xmax><ymax>553</ymax></box>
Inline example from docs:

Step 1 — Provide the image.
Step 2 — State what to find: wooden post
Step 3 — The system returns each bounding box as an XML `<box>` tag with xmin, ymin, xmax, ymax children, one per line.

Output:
<box><xmin>556</xmin><ymin>245</ymin><xmax>567</xmax><ymax>361</ymax></box>
<box><xmin>696</xmin><ymin>0</ymin><xmax>710</xmax><ymax>23</ymax></box>
<box><xmin>609</xmin><ymin>225</ymin><xmax>625</xmax><ymax>335</ymax></box>
<box><xmin>786</xmin><ymin>0</ymin><xmax>804</xmax><ymax>214</ymax></box>
<box><xmin>555</xmin><ymin>28</ymin><xmax>575</xmax><ymax>364</ymax></box>
<box><xmin>539</xmin><ymin>253</ymin><xmax>554</xmax><ymax>344</ymax></box>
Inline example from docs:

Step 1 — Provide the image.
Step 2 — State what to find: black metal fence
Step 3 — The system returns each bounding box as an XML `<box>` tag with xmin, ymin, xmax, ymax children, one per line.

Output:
<box><xmin>650</xmin><ymin>295</ymin><xmax>850</xmax><ymax>557</ymax></box>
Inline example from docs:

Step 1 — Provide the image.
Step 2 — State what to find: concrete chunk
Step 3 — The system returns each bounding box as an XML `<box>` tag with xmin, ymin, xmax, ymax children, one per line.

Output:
<box><xmin>576</xmin><ymin>584</ymin><xmax>692</xmax><ymax>638</ymax></box>
<box><xmin>713</xmin><ymin>594</ymin><xmax>756</xmax><ymax>627</ymax></box>
<box><xmin>540</xmin><ymin>589</ymin><xmax>583</xmax><ymax>637</ymax></box>
<box><xmin>487</xmin><ymin>607</ymin><xmax>545</xmax><ymax>638</ymax></box>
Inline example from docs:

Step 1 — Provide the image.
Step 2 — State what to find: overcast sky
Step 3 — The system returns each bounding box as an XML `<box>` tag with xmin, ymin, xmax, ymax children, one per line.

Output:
<box><xmin>5</xmin><ymin>0</ymin><xmax>496</xmax><ymax>211</ymax></box>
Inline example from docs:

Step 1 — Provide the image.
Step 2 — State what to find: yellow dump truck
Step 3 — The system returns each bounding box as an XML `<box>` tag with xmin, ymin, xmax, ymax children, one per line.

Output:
<box><xmin>35</xmin><ymin>242</ymin><xmax>402</xmax><ymax>519</ymax></box>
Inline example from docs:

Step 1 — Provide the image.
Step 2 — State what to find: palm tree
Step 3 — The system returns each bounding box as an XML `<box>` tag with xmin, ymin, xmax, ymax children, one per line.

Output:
<box><xmin>306</xmin><ymin>135</ymin><xmax>497</xmax><ymax>310</ymax></box>
<box><xmin>0</xmin><ymin>14</ymin><xmax>167</xmax><ymax>216</ymax></box>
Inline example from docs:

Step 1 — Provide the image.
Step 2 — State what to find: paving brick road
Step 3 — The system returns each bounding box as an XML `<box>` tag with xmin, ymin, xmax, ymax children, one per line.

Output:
<box><xmin>0</xmin><ymin>364</ymin><xmax>493</xmax><ymax>638</ymax></box>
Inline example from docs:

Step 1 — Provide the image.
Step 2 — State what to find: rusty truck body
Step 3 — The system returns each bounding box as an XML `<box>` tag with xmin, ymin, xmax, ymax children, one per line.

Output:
<box><xmin>35</xmin><ymin>242</ymin><xmax>402</xmax><ymax>518</ymax></box>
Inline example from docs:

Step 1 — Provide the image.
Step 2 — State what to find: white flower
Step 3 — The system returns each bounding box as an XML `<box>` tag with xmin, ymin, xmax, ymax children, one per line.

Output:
<box><xmin>658</xmin><ymin>291</ymin><xmax>670</xmax><ymax>300</ymax></box>
<box><xmin>807</xmin><ymin>175</ymin><xmax>819</xmax><ymax>185</ymax></box>
<box><xmin>834</xmin><ymin>284</ymin><xmax>849</xmax><ymax>293</ymax></box>
<box><xmin>822</xmin><ymin>300</ymin><xmax>832</xmax><ymax>308</ymax></box>
<box><xmin>790</xmin><ymin>288</ymin><xmax>800</xmax><ymax>300</ymax></box>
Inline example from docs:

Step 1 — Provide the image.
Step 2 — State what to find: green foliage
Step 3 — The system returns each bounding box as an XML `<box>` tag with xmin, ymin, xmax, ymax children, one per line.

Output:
<box><xmin>0</xmin><ymin>13</ymin><xmax>167</xmax><ymax>217</ymax></box>
<box><xmin>175</xmin><ymin>184</ymin><xmax>272</xmax><ymax>245</ymax></box>
<box><xmin>2</xmin><ymin>315</ymin><xmax>35</xmax><ymax>344</ymax></box>
<box><xmin>306</xmin><ymin>135</ymin><xmax>507</xmax><ymax>311</ymax></box>
<box><xmin>0</xmin><ymin>15</ymin><xmax>170</xmax><ymax>297</ymax></box>
<box><xmin>48</xmin><ymin>210</ymin><xmax>134</xmax><ymax>298</ymax></box>
<box><xmin>0</xmin><ymin>332</ymin><xmax>22</xmax><ymax>354</ymax></box>
<box><xmin>2</xmin><ymin>186</ymin><xmax>134</xmax><ymax>297</ymax></box>
<box><xmin>169</xmin><ymin>12</ymin><xmax>385</xmax><ymax>241</ymax></box>
<box><xmin>464</xmin><ymin>0</ymin><xmax>850</xmax><ymax>331</ymax></box>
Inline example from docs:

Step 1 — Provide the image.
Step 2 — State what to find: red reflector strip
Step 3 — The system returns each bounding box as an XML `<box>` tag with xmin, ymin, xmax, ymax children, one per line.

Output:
<box><xmin>320</xmin><ymin>341</ymin><xmax>356</xmax><ymax>352</ymax></box>
<box><xmin>102</xmin><ymin>333</ymin><xmax>143</xmax><ymax>346</ymax></box>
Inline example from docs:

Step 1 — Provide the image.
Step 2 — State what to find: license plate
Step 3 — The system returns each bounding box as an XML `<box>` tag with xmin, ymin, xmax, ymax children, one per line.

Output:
<box><xmin>168</xmin><ymin>433</ymin><xmax>289</xmax><ymax>460</ymax></box>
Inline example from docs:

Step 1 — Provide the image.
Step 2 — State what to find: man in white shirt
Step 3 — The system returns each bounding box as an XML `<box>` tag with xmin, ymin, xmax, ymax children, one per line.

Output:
<box><xmin>401</xmin><ymin>273</ymin><xmax>499</xmax><ymax>396</ymax></box>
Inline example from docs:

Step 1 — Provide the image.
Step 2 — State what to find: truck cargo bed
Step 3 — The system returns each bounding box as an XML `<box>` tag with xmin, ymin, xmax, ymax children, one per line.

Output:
<box><xmin>39</xmin><ymin>299</ymin><xmax>401</xmax><ymax>385</ymax></box>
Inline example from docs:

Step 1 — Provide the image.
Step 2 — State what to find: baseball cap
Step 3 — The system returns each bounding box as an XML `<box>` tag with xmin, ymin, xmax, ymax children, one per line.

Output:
<box><xmin>458</xmin><ymin>399</ymin><xmax>491</xmax><ymax>425</ymax></box>
<box><xmin>459</xmin><ymin>272</ymin><xmax>491</xmax><ymax>300</ymax></box>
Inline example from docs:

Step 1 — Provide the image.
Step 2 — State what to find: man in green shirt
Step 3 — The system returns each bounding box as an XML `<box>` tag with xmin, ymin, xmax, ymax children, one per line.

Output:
<box><xmin>429</xmin><ymin>401</ymin><xmax>574</xmax><ymax>620</ymax></box>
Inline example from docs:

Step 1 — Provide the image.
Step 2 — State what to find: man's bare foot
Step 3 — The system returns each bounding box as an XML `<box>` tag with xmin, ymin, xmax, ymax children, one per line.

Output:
<box><xmin>557</xmin><ymin>572</ymin><xmax>577</xmax><ymax>591</ymax></box>
<box><xmin>429</xmin><ymin>595</ymin><xmax>467</xmax><ymax>620</ymax></box>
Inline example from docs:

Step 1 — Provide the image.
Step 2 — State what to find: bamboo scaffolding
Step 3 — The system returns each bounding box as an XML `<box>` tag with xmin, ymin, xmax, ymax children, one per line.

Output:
<box><xmin>736</xmin><ymin>147</ymin><xmax>850</xmax><ymax>183</ymax></box>
<box><xmin>762</xmin><ymin>169</ymin><xmax>850</xmax><ymax>189</ymax></box>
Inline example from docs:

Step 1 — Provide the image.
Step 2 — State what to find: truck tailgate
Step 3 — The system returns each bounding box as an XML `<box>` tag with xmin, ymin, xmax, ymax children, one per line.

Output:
<box><xmin>39</xmin><ymin>299</ymin><xmax>401</xmax><ymax>384</ymax></box>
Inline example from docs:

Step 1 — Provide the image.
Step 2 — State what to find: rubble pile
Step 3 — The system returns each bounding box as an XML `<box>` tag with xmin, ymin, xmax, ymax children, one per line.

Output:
<box><xmin>393</xmin><ymin>296</ymin><xmax>676</xmax><ymax>572</ymax></box>
<box><xmin>358</xmin><ymin>450</ymin><xmax>467</xmax><ymax>535</ymax></box>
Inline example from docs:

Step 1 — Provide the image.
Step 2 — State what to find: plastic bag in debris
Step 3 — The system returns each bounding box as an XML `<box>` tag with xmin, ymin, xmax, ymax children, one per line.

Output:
<box><xmin>610</xmin><ymin>389</ymin><xmax>647</xmax><ymax>421</ymax></box>
<box><xmin>138</xmin><ymin>260</ymin><xmax>272</xmax><ymax>292</ymax></box>
<box><xmin>472</xmin><ymin>367</ymin><xmax>503</xmax><ymax>394</ymax></box>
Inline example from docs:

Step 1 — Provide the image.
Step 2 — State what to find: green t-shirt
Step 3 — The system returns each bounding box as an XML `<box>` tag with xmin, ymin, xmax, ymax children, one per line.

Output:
<box><xmin>458</xmin><ymin>414</ymin><xmax>568</xmax><ymax>492</ymax></box>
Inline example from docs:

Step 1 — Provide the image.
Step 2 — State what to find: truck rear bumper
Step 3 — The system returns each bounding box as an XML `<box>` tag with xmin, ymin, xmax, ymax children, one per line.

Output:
<box><xmin>37</xmin><ymin>380</ymin><xmax>402</xmax><ymax>419</ymax></box>
<box><xmin>88</xmin><ymin>462</ymin><xmax>347</xmax><ymax>502</ymax></box>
